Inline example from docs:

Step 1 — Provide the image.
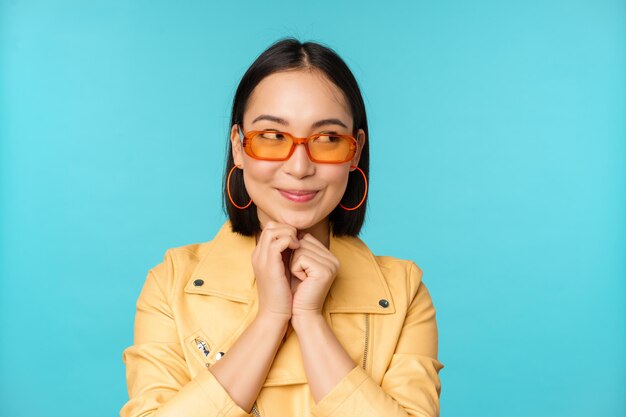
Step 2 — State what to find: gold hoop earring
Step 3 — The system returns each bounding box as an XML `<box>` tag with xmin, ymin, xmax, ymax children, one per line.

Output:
<box><xmin>339</xmin><ymin>166</ymin><xmax>368</xmax><ymax>211</ymax></box>
<box><xmin>227</xmin><ymin>165</ymin><xmax>252</xmax><ymax>209</ymax></box>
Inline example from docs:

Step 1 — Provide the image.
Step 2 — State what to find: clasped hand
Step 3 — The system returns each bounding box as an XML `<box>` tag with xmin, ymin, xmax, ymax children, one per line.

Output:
<box><xmin>252</xmin><ymin>221</ymin><xmax>340</xmax><ymax>321</ymax></box>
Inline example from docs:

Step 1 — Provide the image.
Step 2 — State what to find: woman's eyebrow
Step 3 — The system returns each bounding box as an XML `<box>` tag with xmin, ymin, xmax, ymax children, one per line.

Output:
<box><xmin>251</xmin><ymin>114</ymin><xmax>289</xmax><ymax>125</ymax></box>
<box><xmin>311</xmin><ymin>118</ymin><xmax>348</xmax><ymax>129</ymax></box>
<box><xmin>251</xmin><ymin>115</ymin><xmax>348</xmax><ymax>129</ymax></box>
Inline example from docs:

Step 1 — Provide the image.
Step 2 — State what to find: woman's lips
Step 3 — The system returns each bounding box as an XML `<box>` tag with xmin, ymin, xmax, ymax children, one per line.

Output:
<box><xmin>277</xmin><ymin>188</ymin><xmax>318</xmax><ymax>202</ymax></box>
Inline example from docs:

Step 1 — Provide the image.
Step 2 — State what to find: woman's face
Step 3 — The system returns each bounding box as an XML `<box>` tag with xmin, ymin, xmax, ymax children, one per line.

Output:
<box><xmin>230</xmin><ymin>69</ymin><xmax>365</xmax><ymax>233</ymax></box>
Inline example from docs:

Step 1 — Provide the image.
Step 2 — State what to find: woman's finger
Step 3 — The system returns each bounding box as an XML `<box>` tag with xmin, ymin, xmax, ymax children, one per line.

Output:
<box><xmin>290</xmin><ymin>246</ymin><xmax>333</xmax><ymax>272</ymax></box>
<box><xmin>293</xmin><ymin>236</ymin><xmax>340</xmax><ymax>268</ymax></box>
<box><xmin>290</xmin><ymin>253</ymin><xmax>318</xmax><ymax>281</ymax></box>
<box><xmin>258</xmin><ymin>223</ymin><xmax>299</xmax><ymax>248</ymax></box>
<box><xmin>290</xmin><ymin>250</ymin><xmax>337</xmax><ymax>282</ymax></box>
<box><xmin>255</xmin><ymin>224</ymin><xmax>300</xmax><ymax>259</ymax></box>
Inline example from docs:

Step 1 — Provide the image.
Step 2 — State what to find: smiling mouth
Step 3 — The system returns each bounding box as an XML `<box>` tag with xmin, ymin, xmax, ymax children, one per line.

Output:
<box><xmin>276</xmin><ymin>188</ymin><xmax>319</xmax><ymax>202</ymax></box>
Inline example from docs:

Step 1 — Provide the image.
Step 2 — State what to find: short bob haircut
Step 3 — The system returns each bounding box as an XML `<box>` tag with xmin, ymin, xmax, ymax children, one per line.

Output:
<box><xmin>222</xmin><ymin>38</ymin><xmax>369</xmax><ymax>237</ymax></box>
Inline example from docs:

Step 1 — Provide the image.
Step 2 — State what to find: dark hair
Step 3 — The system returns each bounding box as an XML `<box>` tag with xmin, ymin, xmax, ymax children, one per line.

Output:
<box><xmin>222</xmin><ymin>38</ymin><xmax>369</xmax><ymax>237</ymax></box>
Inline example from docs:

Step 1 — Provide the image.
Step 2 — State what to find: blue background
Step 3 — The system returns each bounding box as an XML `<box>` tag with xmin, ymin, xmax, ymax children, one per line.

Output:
<box><xmin>1</xmin><ymin>1</ymin><xmax>624</xmax><ymax>416</ymax></box>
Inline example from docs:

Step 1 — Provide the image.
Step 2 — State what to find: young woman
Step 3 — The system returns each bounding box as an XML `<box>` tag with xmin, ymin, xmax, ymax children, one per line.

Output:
<box><xmin>121</xmin><ymin>38</ymin><xmax>444</xmax><ymax>417</ymax></box>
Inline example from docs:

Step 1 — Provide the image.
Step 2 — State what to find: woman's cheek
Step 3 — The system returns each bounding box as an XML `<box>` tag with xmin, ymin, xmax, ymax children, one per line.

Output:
<box><xmin>323</xmin><ymin>168</ymin><xmax>351</xmax><ymax>205</ymax></box>
<box><xmin>243</xmin><ymin>163</ymin><xmax>278</xmax><ymax>198</ymax></box>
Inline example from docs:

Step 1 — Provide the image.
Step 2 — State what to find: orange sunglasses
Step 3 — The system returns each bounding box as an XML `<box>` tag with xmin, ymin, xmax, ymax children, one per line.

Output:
<box><xmin>238</xmin><ymin>125</ymin><xmax>358</xmax><ymax>164</ymax></box>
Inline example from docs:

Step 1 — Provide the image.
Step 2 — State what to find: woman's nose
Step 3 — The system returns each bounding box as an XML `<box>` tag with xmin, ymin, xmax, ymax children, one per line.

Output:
<box><xmin>283</xmin><ymin>142</ymin><xmax>315</xmax><ymax>178</ymax></box>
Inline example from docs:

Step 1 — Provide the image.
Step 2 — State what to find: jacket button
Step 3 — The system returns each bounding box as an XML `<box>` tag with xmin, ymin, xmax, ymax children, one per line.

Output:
<box><xmin>193</xmin><ymin>279</ymin><xmax>204</xmax><ymax>287</ymax></box>
<box><xmin>378</xmin><ymin>299</ymin><xmax>390</xmax><ymax>308</ymax></box>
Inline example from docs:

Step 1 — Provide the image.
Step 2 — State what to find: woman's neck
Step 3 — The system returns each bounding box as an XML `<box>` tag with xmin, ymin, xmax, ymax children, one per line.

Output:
<box><xmin>299</xmin><ymin>218</ymin><xmax>330</xmax><ymax>248</ymax></box>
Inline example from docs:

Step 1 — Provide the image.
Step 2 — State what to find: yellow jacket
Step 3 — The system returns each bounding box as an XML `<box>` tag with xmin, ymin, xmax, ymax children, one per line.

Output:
<box><xmin>121</xmin><ymin>220</ymin><xmax>444</xmax><ymax>417</ymax></box>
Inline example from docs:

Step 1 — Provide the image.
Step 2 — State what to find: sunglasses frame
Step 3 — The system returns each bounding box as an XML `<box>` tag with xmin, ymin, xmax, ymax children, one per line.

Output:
<box><xmin>238</xmin><ymin>125</ymin><xmax>358</xmax><ymax>164</ymax></box>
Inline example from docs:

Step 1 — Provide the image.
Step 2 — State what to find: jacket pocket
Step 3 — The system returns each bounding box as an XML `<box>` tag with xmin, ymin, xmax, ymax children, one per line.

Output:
<box><xmin>184</xmin><ymin>329</ymin><xmax>215</xmax><ymax>370</ymax></box>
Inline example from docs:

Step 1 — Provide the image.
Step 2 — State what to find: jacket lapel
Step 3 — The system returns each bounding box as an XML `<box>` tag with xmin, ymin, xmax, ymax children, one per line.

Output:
<box><xmin>327</xmin><ymin>234</ymin><xmax>396</xmax><ymax>315</ymax></box>
<box><xmin>184</xmin><ymin>220</ymin><xmax>256</xmax><ymax>303</ymax></box>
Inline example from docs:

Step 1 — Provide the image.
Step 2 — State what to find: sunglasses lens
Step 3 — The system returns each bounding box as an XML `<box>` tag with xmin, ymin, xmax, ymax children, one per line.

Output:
<box><xmin>249</xmin><ymin>132</ymin><xmax>293</xmax><ymax>159</ymax></box>
<box><xmin>247</xmin><ymin>132</ymin><xmax>356</xmax><ymax>163</ymax></box>
<box><xmin>309</xmin><ymin>134</ymin><xmax>355</xmax><ymax>163</ymax></box>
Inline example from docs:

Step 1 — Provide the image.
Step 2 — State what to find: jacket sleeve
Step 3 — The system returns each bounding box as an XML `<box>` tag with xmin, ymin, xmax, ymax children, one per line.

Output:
<box><xmin>311</xmin><ymin>262</ymin><xmax>444</xmax><ymax>417</ymax></box>
<box><xmin>120</xmin><ymin>249</ymin><xmax>252</xmax><ymax>417</ymax></box>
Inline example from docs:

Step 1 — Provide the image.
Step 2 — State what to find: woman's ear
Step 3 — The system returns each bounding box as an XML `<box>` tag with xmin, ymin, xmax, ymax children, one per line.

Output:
<box><xmin>230</xmin><ymin>124</ymin><xmax>244</xmax><ymax>168</ymax></box>
<box><xmin>351</xmin><ymin>128</ymin><xmax>366</xmax><ymax>169</ymax></box>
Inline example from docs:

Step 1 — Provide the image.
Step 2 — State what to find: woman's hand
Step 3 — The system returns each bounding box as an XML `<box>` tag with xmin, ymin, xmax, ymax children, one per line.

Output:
<box><xmin>290</xmin><ymin>232</ymin><xmax>340</xmax><ymax>318</ymax></box>
<box><xmin>251</xmin><ymin>221</ymin><xmax>300</xmax><ymax>322</ymax></box>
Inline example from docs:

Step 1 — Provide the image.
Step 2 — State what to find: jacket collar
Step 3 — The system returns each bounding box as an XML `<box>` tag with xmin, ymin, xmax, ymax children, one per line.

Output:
<box><xmin>185</xmin><ymin>220</ymin><xmax>395</xmax><ymax>314</ymax></box>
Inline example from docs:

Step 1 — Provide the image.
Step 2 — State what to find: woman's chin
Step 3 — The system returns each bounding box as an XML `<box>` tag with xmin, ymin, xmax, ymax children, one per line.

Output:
<box><xmin>274</xmin><ymin>213</ymin><xmax>323</xmax><ymax>232</ymax></box>
<box><xmin>280</xmin><ymin>218</ymin><xmax>315</xmax><ymax>231</ymax></box>
<box><xmin>257</xmin><ymin>205</ymin><xmax>331</xmax><ymax>232</ymax></box>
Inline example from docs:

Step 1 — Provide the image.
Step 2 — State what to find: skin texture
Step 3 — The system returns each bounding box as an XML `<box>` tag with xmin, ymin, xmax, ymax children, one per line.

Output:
<box><xmin>210</xmin><ymin>69</ymin><xmax>367</xmax><ymax>411</ymax></box>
